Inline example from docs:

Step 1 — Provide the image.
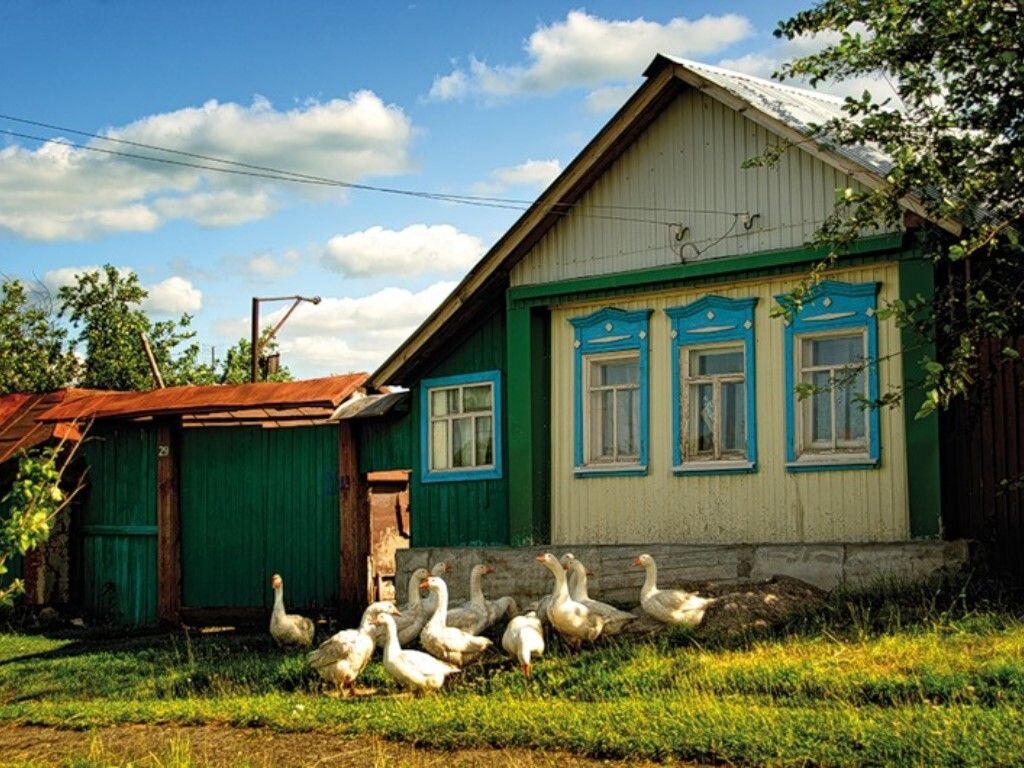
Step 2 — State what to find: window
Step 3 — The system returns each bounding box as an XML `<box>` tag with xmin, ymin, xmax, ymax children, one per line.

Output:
<box><xmin>666</xmin><ymin>296</ymin><xmax>757</xmax><ymax>474</ymax></box>
<box><xmin>571</xmin><ymin>307</ymin><xmax>651</xmax><ymax>476</ymax></box>
<box><xmin>777</xmin><ymin>280</ymin><xmax>880</xmax><ymax>471</ymax></box>
<box><xmin>420</xmin><ymin>371</ymin><xmax>503</xmax><ymax>482</ymax></box>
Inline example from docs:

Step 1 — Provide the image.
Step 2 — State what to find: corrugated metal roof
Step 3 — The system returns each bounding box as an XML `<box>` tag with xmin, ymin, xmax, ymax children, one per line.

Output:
<box><xmin>38</xmin><ymin>374</ymin><xmax>368</xmax><ymax>422</ymax></box>
<box><xmin>654</xmin><ymin>56</ymin><xmax>893</xmax><ymax>177</ymax></box>
<box><xmin>0</xmin><ymin>389</ymin><xmax>94</xmax><ymax>464</ymax></box>
<box><xmin>333</xmin><ymin>391</ymin><xmax>410</xmax><ymax>420</ymax></box>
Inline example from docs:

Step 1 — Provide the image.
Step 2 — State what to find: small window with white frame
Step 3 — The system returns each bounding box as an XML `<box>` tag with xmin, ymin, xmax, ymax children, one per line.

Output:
<box><xmin>666</xmin><ymin>296</ymin><xmax>758</xmax><ymax>474</ymax></box>
<box><xmin>420</xmin><ymin>371</ymin><xmax>503</xmax><ymax>482</ymax></box>
<box><xmin>585</xmin><ymin>351</ymin><xmax>641</xmax><ymax>464</ymax></box>
<box><xmin>797</xmin><ymin>331</ymin><xmax>868</xmax><ymax>454</ymax></box>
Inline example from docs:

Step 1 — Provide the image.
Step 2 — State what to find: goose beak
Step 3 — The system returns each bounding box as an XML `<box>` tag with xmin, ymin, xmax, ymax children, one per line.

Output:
<box><xmin>534</xmin><ymin>554</ymin><xmax>547</xmax><ymax>563</ymax></box>
<box><xmin>483</xmin><ymin>565</ymin><xmax>495</xmax><ymax>574</ymax></box>
<box><xmin>586</xmin><ymin>571</ymin><xmax>594</xmax><ymax>577</ymax></box>
<box><xmin>633</xmin><ymin>557</ymin><xmax>643</xmax><ymax>566</ymax></box>
<box><xmin>419</xmin><ymin>578</ymin><xmax>431</xmax><ymax>590</ymax></box>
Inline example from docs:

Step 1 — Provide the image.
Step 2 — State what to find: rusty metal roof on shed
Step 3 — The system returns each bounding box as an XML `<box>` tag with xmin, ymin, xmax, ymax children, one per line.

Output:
<box><xmin>37</xmin><ymin>374</ymin><xmax>368</xmax><ymax>422</ymax></box>
<box><xmin>0</xmin><ymin>389</ymin><xmax>95</xmax><ymax>465</ymax></box>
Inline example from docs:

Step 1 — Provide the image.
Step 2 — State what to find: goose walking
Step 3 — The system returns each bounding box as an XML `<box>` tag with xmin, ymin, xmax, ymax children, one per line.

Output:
<box><xmin>269</xmin><ymin>573</ymin><xmax>315</xmax><ymax>648</ymax></box>
<box><xmin>419</xmin><ymin>575</ymin><xmax>492</xmax><ymax>666</ymax></box>
<box><xmin>634</xmin><ymin>553</ymin><xmax>714</xmax><ymax>627</ymax></box>
<box><xmin>561</xmin><ymin>553</ymin><xmax>634</xmax><ymax>635</ymax></box>
<box><xmin>307</xmin><ymin>601</ymin><xmax>393</xmax><ymax>695</ymax></box>
<box><xmin>387</xmin><ymin>567</ymin><xmax>430</xmax><ymax>646</ymax></box>
<box><xmin>420</xmin><ymin>561</ymin><xmax>450</xmax><ymax>619</ymax></box>
<box><xmin>447</xmin><ymin>564</ymin><xmax>518</xmax><ymax>634</ymax></box>
<box><xmin>502</xmin><ymin>611</ymin><xmax>545</xmax><ymax>677</ymax></box>
<box><xmin>536</xmin><ymin>553</ymin><xmax>604</xmax><ymax>649</ymax></box>
<box><xmin>375</xmin><ymin>608</ymin><xmax>460</xmax><ymax>693</ymax></box>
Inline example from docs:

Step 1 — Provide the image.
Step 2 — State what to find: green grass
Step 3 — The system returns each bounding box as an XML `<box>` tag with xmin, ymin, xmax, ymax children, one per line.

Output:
<box><xmin>2</xmin><ymin>576</ymin><xmax>1024</xmax><ymax>767</ymax></box>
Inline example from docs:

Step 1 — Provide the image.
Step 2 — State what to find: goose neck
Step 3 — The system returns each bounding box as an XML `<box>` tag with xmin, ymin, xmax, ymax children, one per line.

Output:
<box><xmin>469</xmin><ymin>569</ymin><xmax>485</xmax><ymax>606</ymax></box>
<box><xmin>272</xmin><ymin>585</ymin><xmax>284</xmax><ymax>614</ymax></box>
<box><xmin>428</xmin><ymin>582</ymin><xmax>448</xmax><ymax>626</ymax></box>
<box><xmin>571</xmin><ymin>563</ymin><xmax>590</xmax><ymax>602</ymax></box>
<box><xmin>641</xmin><ymin>562</ymin><xmax>658</xmax><ymax>599</ymax></box>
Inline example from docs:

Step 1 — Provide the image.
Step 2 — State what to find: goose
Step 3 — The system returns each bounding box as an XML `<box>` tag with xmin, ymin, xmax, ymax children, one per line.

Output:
<box><xmin>535</xmin><ymin>553</ymin><xmax>604</xmax><ymax>649</ymax></box>
<box><xmin>634</xmin><ymin>553</ymin><xmax>714</xmax><ymax>627</ymax></box>
<box><xmin>420</xmin><ymin>561</ymin><xmax>451</xmax><ymax>619</ymax></box>
<box><xmin>561</xmin><ymin>553</ymin><xmax>635</xmax><ymax>635</ymax></box>
<box><xmin>269</xmin><ymin>573</ymin><xmax>315</xmax><ymax>648</ymax></box>
<box><xmin>375</xmin><ymin>608</ymin><xmax>461</xmax><ymax>693</ymax></box>
<box><xmin>419</xmin><ymin>575</ymin><xmax>492</xmax><ymax>666</ymax></box>
<box><xmin>446</xmin><ymin>564</ymin><xmax>519</xmax><ymax>634</ymax></box>
<box><xmin>386</xmin><ymin>567</ymin><xmax>430</xmax><ymax>647</ymax></box>
<box><xmin>501</xmin><ymin>611</ymin><xmax>545</xmax><ymax>677</ymax></box>
<box><xmin>307</xmin><ymin>601</ymin><xmax>393</xmax><ymax>695</ymax></box>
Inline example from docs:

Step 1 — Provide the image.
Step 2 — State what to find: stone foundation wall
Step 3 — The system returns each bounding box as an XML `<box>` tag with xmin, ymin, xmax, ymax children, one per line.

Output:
<box><xmin>394</xmin><ymin>541</ymin><xmax>973</xmax><ymax>607</ymax></box>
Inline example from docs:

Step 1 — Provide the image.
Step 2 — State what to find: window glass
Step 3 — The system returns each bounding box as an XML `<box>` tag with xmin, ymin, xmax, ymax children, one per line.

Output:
<box><xmin>721</xmin><ymin>381</ymin><xmax>745</xmax><ymax>452</ymax></box>
<box><xmin>693</xmin><ymin>349</ymin><xmax>743</xmax><ymax>376</ymax></box>
<box><xmin>800</xmin><ymin>332</ymin><xmax>867</xmax><ymax>453</ymax></box>
<box><xmin>586</xmin><ymin>354</ymin><xmax>640</xmax><ymax>464</ymax></box>
<box><xmin>682</xmin><ymin>344</ymin><xmax>746</xmax><ymax>461</ymax></box>
<box><xmin>475</xmin><ymin>416</ymin><xmax>493</xmax><ymax>465</ymax></box>
<box><xmin>427</xmin><ymin>379</ymin><xmax>496</xmax><ymax>473</ymax></box>
<box><xmin>463</xmin><ymin>385</ymin><xmax>491</xmax><ymax>412</ymax></box>
<box><xmin>430</xmin><ymin>421</ymin><xmax>449</xmax><ymax>470</ymax></box>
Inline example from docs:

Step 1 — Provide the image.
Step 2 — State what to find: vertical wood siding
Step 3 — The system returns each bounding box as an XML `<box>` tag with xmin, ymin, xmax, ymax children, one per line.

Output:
<box><xmin>180</xmin><ymin>426</ymin><xmax>340</xmax><ymax>609</ymax></box>
<box><xmin>410</xmin><ymin>309</ymin><xmax>510</xmax><ymax>547</ymax></box>
<box><xmin>549</xmin><ymin>262</ymin><xmax>909</xmax><ymax>545</ymax></box>
<box><xmin>511</xmin><ymin>89</ymin><xmax>883</xmax><ymax>287</ymax></box>
<box><xmin>81</xmin><ymin>424</ymin><xmax>158</xmax><ymax>625</ymax></box>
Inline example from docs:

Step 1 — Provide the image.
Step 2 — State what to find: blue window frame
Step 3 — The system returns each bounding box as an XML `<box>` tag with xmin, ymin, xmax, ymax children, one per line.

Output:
<box><xmin>570</xmin><ymin>307</ymin><xmax>652</xmax><ymax>477</ymax></box>
<box><xmin>777</xmin><ymin>280</ymin><xmax>881</xmax><ymax>472</ymax></box>
<box><xmin>420</xmin><ymin>370</ymin><xmax>503</xmax><ymax>483</ymax></box>
<box><xmin>666</xmin><ymin>296</ymin><xmax>758</xmax><ymax>475</ymax></box>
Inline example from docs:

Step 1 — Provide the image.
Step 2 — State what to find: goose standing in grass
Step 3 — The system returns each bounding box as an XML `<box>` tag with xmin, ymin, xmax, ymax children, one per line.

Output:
<box><xmin>447</xmin><ymin>564</ymin><xmax>519</xmax><ymax>634</ymax></box>
<box><xmin>307</xmin><ymin>601</ymin><xmax>394</xmax><ymax>695</ymax></box>
<box><xmin>502</xmin><ymin>611</ymin><xmax>545</xmax><ymax>677</ymax></box>
<box><xmin>561</xmin><ymin>553</ymin><xmax>635</xmax><ymax>635</ymax></box>
<box><xmin>389</xmin><ymin>567</ymin><xmax>430</xmax><ymax>646</ymax></box>
<box><xmin>536</xmin><ymin>552</ymin><xmax>604</xmax><ymax>649</ymax></box>
<box><xmin>634</xmin><ymin>553</ymin><xmax>714</xmax><ymax>627</ymax></box>
<box><xmin>375</xmin><ymin>607</ymin><xmax>461</xmax><ymax>693</ymax></box>
<box><xmin>420</xmin><ymin>561</ymin><xmax>450</xmax><ymax>619</ymax></box>
<box><xmin>269</xmin><ymin>573</ymin><xmax>315</xmax><ymax>648</ymax></box>
<box><xmin>419</xmin><ymin>575</ymin><xmax>492</xmax><ymax>666</ymax></box>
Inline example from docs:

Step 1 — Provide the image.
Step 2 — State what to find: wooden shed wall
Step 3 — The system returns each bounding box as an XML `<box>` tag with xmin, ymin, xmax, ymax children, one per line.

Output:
<box><xmin>549</xmin><ymin>261</ymin><xmax>910</xmax><ymax>545</ymax></box>
<box><xmin>511</xmin><ymin>88</ymin><xmax>884</xmax><ymax>288</ymax></box>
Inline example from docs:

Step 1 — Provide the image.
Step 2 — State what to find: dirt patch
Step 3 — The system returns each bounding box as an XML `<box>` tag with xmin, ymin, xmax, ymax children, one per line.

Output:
<box><xmin>0</xmin><ymin>724</ymin><xmax>693</xmax><ymax>767</ymax></box>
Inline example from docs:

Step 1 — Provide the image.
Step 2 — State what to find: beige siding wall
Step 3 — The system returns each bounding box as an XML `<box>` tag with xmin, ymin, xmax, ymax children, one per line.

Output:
<box><xmin>512</xmin><ymin>89</ymin><xmax>885</xmax><ymax>287</ymax></box>
<box><xmin>549</xmin><ymin>262</ymin><xmax>908</xmax><ymax>545</ymax></box>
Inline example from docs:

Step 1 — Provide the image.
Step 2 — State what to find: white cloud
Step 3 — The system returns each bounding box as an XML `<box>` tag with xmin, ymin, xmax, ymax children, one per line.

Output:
<box><xmin>428</xmin><ymin>10</ymin><xmax>753</xmax><ymax>102</ymax></box>
<box><xmin>0</xmin><ymin>92</ymin><xmax>414</xmax><ymax>241</ymax></box>
<box><xmin>245</xmin><ymin>249</ymin><xmax>302</xmax><ymax>280</ymax></box>
<box><xmin>471</xmin><ymin>158</ymin><xmax>562</xmax><ymax>196</ymax></box>
<box><xmin>40</xmin><ymin>265</ymin><xmax>133</xmax><ymax>293</ymax></box>
<box><xmin>322</xmin><ymin>224</ymin><xmax>485</xmax><ymax>277</ymax></box>
<box><xmin>584</xmin><ymin>84</ymin><xmax>638</xmax><ymax>114</ymax></box>
<box><xmin>143</xmin><ymin>276</ymin><xmax>203</xmax><ymax>315</ymax></box>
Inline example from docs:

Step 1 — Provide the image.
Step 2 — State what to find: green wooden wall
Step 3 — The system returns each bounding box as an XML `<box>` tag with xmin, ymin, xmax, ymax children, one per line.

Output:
<box><xmin>410</xmin><ymin>308</ymin><xmax>510</xmax><ymax>547</ymax></box>
<box><xmin>81</xmin><ymin>423</ymin><xmax>158</xmax><ymax>625</ymax></box>
<box><xmin>179</xmin><ymin>425</ymin><xmax>340</xmax><ymax>609</ymax></box>
<box><xmin>357</xmin><ymin>412</ymin><xmax>412</xmax><ymax>474</ymax></box>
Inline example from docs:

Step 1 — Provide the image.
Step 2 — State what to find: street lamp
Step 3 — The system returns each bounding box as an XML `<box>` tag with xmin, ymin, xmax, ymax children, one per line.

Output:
<box><xmin>250</xmin><ymin>294</ymin><xmax>321</xmax><ymax>382</ymax></box>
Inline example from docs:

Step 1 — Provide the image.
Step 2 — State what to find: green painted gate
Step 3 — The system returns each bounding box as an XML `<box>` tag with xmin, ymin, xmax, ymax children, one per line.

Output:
<box><xmin>81</xmin><ymin>424</ymin><xmax>158</xmax><ymax>625</ymax></box>
<box><xmin>180</xmin><ymin>426</ymin><xmax>340</xmax><ymax>610</ymax></box>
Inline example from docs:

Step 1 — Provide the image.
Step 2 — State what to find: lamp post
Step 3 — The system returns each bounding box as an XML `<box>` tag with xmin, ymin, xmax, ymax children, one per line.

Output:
<box><xmin>250</xmin><ymin>294</ymin><xmax>322</xmax><ymax>382</ymax></box>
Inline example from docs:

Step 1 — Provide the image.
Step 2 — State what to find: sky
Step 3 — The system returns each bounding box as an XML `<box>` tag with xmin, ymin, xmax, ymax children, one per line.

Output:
<box><xmin>0</xmin><ymin>0</ymin><xmax>863</xmax><ymax>381</ymax></box>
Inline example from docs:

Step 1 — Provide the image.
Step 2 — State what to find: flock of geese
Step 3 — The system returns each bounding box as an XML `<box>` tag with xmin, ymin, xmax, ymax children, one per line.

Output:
<box><xmin>270</xmin><ymin>552</ymin><xmax>714</xmax><ymax>695</ymax></box>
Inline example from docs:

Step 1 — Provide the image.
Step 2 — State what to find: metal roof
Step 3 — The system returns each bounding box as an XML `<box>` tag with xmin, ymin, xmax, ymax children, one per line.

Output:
<box><xmin>37</xmin><ymin>374</ymin><xmax>368</xmax><ymax>422</ymax></box>
<box><xmin>333</xmin><ymin>391</ymin><xmax>410</xmax><ymax>420</ymax></box>
<box><xmin>0</xmin><ymin>390</ymin><xmax>94</xmax><ymax>465</ymax></box>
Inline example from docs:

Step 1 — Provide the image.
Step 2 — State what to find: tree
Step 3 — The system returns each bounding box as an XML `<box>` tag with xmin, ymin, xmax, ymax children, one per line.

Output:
<box><xmin>57</xmin><ymin>265</ymin><xmax>214</xmax><ymax>391</ymax></box>
<box><xmin>767</xmin><ymin>1</ymin><xmax>1023</xmax><ymax>416</ymax></box>
<box><xmin>217</xmin><ymin>329</ymin><xmax>293</xmax><ymax>385</ymax></box>
<box><xmin>0</xmin><ymin>279</ymin><xmax>79</xmax><ymax>395</ymax></box>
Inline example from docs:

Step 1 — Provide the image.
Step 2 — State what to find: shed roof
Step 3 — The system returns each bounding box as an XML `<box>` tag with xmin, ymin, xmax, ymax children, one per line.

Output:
<box><xmin>0</xmin><ymin>390</ymin><xmax>94</xmax><ymax>465</ymax></box>
<box><xmin>38</xmin><ymin>374</ymin><xmax>368</xmax><ymax>422</ymax></box>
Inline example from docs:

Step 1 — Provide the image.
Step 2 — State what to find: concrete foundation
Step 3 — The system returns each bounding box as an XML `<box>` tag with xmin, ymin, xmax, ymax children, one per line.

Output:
<box><xmin>394</xmin><ymin>540</ymin><xmax>973</xmax><ymax>607</ymax></box>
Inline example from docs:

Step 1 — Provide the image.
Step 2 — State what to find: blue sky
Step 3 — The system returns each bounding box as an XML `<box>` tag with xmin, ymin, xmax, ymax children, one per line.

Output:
<box><xmin>1</xmin><ymin>1</ymin><xmax>834</xmax><ymax>380</ymax></box>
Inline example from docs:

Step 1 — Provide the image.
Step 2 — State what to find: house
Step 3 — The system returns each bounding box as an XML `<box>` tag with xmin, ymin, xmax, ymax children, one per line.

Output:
<box><xmin>31</xmin><ymin>374</ymin><xmax>394</xmax><ymax>625</ymax></box>
<box><xmin>356</xmin><ymin>56</ymin><xmax>972</xmax><ymax>593</ymax></box>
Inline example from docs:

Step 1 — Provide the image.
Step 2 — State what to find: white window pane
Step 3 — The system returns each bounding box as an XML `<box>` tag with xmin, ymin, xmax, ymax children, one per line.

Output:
<box><xmin>809</xmin><ymin>371</ymin><xmax>832</xmax><ymax>445</ymax></box>
<box><xmin>692</xmin><ymin>348</ymin><xmax>743</xmax><ymax>376</ymax></box>
<box><xmin>589</xmin><ymin>389</ymin><xmax>613</xmax><ymax>460</ymax></box>
<box><xmin>475</xmin><ymin>416</ymin><xmax>493</xmax><ymax>466</ymax></box>
<box><xmin>463</xmin><ymin>384</ymin><xmax>491</xmax><ymax>412</ymax></box>
<box><xmin>430</xmin><ymin>421</ymin><xmax>449</xmax><ymax>470</ymax></box>
<box><xmin>689</xmin><ymin>382</ymin><xmax>715</xmax><ymax>455</ymax></box>
<box><xmin>807</xmin><ymin>335</ymin><xmax>863</xmax><ymax>367</ymax></box>
<box><xmin>616</xmin><ymin>389</ymin><xmax>638</xmax><ymax>457</ymax></box>
<box><xmin>430</xmin><ymin>389</ymin><xmax>448</xmax><ymax>417</ymax></box>
<box><xmin>722</xmin><ymin>381</ymin><xmax>745</xmax><ymax>453</ymax></box>
<box><xmin>452</xmin><ymin>418</ymin><xmax>474</xmax><ymax>467</ymax></box>
<box><xmin>836</xmin><ymin>370</ymin><xmax>867</xmax><ymax>444</ymax></box>
<box><xmin>595</xmin><ymin>358</ymin><xmax>639</xmax><ymax>386</ymax></box>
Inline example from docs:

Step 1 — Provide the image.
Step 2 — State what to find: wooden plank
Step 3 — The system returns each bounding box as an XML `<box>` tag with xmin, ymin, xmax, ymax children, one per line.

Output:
<box><xmin>338</xmin><ymin>422</ymin><xmax>370</xmax><ymax>624</ymax></box>
<box><xmin>156</xmin><ymin>419</ymin><xmax>181</xmax><ymax>623</ymax></box>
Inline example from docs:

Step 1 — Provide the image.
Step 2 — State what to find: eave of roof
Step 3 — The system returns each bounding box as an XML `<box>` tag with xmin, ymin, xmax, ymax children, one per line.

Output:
<box><xmin>0</xmin><ymin>389</ymin><xmax>94</xmax><ymax>465</ymax></box>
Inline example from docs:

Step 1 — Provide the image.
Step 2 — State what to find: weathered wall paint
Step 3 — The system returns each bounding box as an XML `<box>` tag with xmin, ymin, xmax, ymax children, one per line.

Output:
<box><xmin>511</xmin><ymin>88</ymin><xmax>885</xmax><ymax>287</ymax></box>
<box><xmin>179</xmin><ymin>426</ymin><xmax>340</xmax><ymax>609</ymax></box>
<box><xmin>410</xmin><ymin>308</ymin><xmax>510</xmax><ymax>547</ymax></box>
<box><xmin>81</xmin><ymin>423</ymin><xmax>158</xmax><ymax>625</ymax></box>
<box><xmin>549</xmin><ymin>261</ymin><xmax>910</xmax><ymax>545</ymax></box>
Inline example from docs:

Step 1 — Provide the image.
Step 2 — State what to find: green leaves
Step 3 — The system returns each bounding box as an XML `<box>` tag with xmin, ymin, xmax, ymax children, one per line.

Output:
<box><xmin>0</xmin><ymin>280</ymin><xmax>78</xmax><ymax>396</ymax></box>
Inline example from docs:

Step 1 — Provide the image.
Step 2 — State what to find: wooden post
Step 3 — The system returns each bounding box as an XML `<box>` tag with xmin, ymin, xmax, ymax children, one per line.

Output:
<box><xmin>338</xmin><ymin>421</ymin><xmax>370</xmax><ymax>624</ymax></box>
<box><xmin>156</xmin><ymin>419</ymin><xmax>181</xmax><ymax>622</ymax></box>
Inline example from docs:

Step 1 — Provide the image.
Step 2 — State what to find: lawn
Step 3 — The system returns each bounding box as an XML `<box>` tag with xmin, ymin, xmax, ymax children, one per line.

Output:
<box><xmin>1</xmin><ymin>577</ymin><xmax>1023</xmax><ymax>767</ymax></box>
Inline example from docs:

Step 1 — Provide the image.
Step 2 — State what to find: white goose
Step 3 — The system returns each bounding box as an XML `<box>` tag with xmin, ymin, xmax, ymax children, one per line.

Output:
<box><xmin>388</xmin><ymin>567</ymin><xmax>430</xmax><ymax>646</ymax></box>
<box><xmin>375</xmin><ymin>608</ymin><xmax>461</xmax><ymax>693</ymax></box>
<box><xmin>561</xmin><ymin>553</ymin><xmax>634</xmax><ymax>635</ymax></box>
<box><xmin>419</xmin><ymin>575</ymin><xmax>492</xmax><ymax>666</ymax></box>
<box><xmin>536</xmin><ymin>553</ymin><xmax>604</xmax><ymax>649</ymax></box>
<box><xmin>502</xmin><ymin>611</ymin><xmax>545</xmax><ymax>677</ymax></box>
<box><xmin>634</xmin><ymin>553</ymin><xmax>714</xmax><ymax>627</ymax></box>
<box><xmin>269</xmin><ymin>573</ymin><xmax>315</xmax><ymax>648</ymax></box>
<box><xmin>307</xmin><ymin>601</ymin><xmax>393</xmax><ymax>695</ymax></box>
<box><xmin>447</xmin><ymin>564</ymin><xmax>519</xmax><ymax>634</ymax></box>
<box><xmin>420</xmin><ymin>561</ymin><xmax>450</xmax><ymax>619</ymax></box>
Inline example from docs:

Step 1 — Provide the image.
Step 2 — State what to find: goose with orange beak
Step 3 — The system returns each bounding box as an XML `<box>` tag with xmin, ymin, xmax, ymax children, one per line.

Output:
<box><xmin>633</xmin><ymin>553</ymin><xmax>714</xmax><ymax>627</ymax></box>
<box><xmin>375</xmin><ymin>605</ymin><xmax>460</xmax><ymax>692</ymax></box>
<box><xmin>419</xmin><ymin>575</ymin><xmax>492</xmax><ymax>666</ymax></box>
<box><xmin>535</xmin><ymin>552</ymin><xmax>604</xmax><ymax>649</ymax></box>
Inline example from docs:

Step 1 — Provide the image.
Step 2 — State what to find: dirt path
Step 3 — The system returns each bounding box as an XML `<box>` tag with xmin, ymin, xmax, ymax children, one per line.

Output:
<box><xmin>0</xmin><ymin>724</ymin><xmax>688</xmax><ymax>767</ymax></box>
